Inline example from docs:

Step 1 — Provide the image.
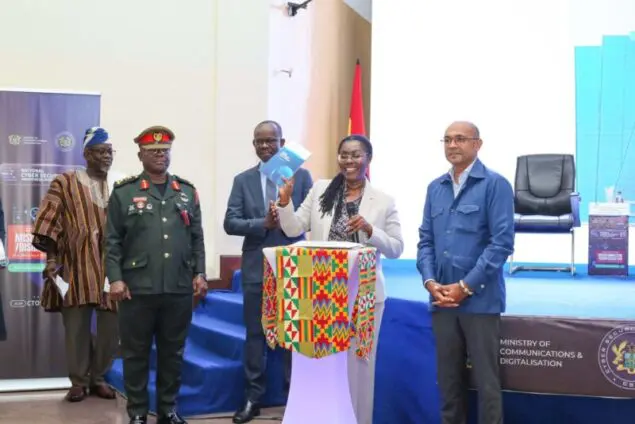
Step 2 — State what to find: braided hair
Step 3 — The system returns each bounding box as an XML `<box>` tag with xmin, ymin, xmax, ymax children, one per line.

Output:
<box><xmin>318</xmin><ymin>134</ymin><xmax>373</xmax><ymax>217</ymax></box>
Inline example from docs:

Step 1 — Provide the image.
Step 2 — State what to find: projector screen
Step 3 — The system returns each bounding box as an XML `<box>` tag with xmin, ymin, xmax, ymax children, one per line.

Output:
<box><xmin>370</xmin><ymin>0</ymin><xmax>635</xmax><ymax>265</ymax></box>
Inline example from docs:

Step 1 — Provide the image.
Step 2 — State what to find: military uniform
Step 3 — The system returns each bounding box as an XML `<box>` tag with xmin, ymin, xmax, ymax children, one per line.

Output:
<box><xmin>105</xmin><ymin>126</ymin><xmax>205</xmax><ymax>424</ymax></box>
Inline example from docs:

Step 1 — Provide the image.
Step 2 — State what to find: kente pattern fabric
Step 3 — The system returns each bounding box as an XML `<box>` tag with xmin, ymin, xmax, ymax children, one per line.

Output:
<box><xmin>262</xmin><ymin>246</ymin><xmax>377</xmax><ymax>360</ymax></box>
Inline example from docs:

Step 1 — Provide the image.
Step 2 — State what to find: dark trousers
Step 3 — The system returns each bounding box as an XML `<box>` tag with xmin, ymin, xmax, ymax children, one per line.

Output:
<box><xmin>61</xmin><ymin>306</ymin><xmax>119</xmax><ymax>387</ymax></box>
<box><xmin>431</xmin><ymin>311</ymin><xmax>503</xmax><ymax>424</ymax></box>
<box><xmin>118</xmin><ymin>294</ymin><xmax>193</xmax><ymax>418</ymax></box>
<box><xmin>242</xmin><ymin>283</ymin><xmax>291</xmax><ymax>404</ymax></box>
<box><xmin>0</xmin><ymin>292</ymin><xmax>6</xmax><ymax>341</ymax></box>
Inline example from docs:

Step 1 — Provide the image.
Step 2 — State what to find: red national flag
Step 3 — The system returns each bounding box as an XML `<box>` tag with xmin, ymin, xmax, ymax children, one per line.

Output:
<box><xmin>348</xmin><ymin>59</ymin><xmax>366</xmax><ymax>136</ymax></box>
<box><xmin>348</xmin><ymin>59</ymin><xmax>369</xmax><ymax>177</ymax></box>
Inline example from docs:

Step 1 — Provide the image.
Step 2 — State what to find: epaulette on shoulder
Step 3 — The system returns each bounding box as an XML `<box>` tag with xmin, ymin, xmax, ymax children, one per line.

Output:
<box><xmin>114</xmin><ymin>174</ymin><xmax>140</xmax><ymax>188</ymax></box>
<box><xmin>174</xmin><ymin>175</ymin><xmax>195</xmax><ymax>188</ymax></box>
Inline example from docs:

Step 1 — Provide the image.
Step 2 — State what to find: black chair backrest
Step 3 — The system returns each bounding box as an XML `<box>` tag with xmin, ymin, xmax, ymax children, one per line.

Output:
<box><xmin>514</xmin><ymin>154</ymin><xmax>575</xmax><ymax>216</ymax></box>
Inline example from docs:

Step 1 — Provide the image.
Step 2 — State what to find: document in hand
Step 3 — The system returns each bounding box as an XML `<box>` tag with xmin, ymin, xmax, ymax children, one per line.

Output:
<box><xmin>55</xmin><ymin>275</ymin><xmax>69</xmax><ymax>298</ymax></box>
<box><xmin>0</xmin><ymin>240</ymin><xmax>6</xmax><ymax>268</ymax></box>
<box><xmin>260</xmin><ymin>142</ymin><xmax>311</xmax><ymax>186</ymax></box>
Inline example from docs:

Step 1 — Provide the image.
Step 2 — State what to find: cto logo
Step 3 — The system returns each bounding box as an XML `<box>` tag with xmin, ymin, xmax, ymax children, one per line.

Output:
<box><xmin>9</xmin><ymin>297</ymin><xmax>41</xmax><ymax>308</ymax></box>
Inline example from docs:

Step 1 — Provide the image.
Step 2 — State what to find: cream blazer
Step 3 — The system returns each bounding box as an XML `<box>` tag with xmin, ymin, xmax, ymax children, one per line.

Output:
<box><xmin>276</xmin><ymin>179</ymin><xmax>404</xmax><ymax>302</ymax></box>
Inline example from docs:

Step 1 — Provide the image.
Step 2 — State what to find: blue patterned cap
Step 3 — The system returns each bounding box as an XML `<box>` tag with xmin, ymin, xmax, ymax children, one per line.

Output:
<box><xmin>83</xmin><ymin>127</ymin><xmax>110</xmax><ymax>149</ymax></box>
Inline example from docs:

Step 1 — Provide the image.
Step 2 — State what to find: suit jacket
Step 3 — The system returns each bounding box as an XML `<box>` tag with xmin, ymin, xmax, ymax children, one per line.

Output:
<box><xmin>224</xmin><ymin>166</ymin><xmax>313</xmax><ymax>284</ymax></box>
<box><xmin>0</xmin><ymin>198</ymin><xmax>5</xmax><ymax>243</ymax></box>
<box><xmin>0</xmin><ymin>199</ymin><xmax>5</xmax><ymax>340</ymax></box>
<box><xmin>416</xmin><ymin>159</ymin><xmax>515</xmax><ymax>314</ymax></box>
<box><xmin>277</xmin><ymin>179</ymin><xmax>404</xmax><ymax>302</ymax></box>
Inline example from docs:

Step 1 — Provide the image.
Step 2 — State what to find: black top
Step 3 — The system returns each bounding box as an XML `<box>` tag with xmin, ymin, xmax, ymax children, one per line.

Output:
<box><xmin>154</xmin><ymin>181</ymin><xmax>168</xmax><ymax>197</ymax></box>
<box><xmin>327</xmin><ymin>186</ymin><xmax>363</xmax><ymax>242</ymax></box>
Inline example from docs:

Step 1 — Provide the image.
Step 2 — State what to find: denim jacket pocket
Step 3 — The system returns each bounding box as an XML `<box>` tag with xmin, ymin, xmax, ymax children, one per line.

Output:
<box><xmin>455</xmin><ymin>204</ymin><xmax>481</xmax><ymax>232</ymax></box>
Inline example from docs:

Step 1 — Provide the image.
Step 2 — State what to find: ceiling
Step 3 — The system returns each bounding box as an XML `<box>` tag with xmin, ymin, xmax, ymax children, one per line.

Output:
<box><xmin>343</xmin><ymin>0</ymin><xmax>371</xmax><ymax>22</ymax></box>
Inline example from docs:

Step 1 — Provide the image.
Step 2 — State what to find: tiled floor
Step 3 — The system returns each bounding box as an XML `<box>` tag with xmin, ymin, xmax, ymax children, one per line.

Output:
<box><xmin>0</xmin><ymin>391</ymin><xmax>284</xmax><ymax>424</ymax></box>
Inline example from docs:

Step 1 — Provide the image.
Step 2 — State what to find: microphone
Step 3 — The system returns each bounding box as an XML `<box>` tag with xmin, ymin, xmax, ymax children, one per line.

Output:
<box><xmin>345</xmin><ymin>202</ymin><xmax>360</xmax><ymax>243</ymax></box>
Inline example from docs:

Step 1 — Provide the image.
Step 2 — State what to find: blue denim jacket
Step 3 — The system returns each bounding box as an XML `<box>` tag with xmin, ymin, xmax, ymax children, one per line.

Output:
<box><xmin>416</xmin><ymin>159</ymin><xmax>515</xmax><ymax>314</ymax></box>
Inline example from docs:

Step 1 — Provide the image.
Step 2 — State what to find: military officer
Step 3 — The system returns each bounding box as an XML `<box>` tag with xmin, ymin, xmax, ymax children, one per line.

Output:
<box><xmin>105</xmin><ymin>126</ymin><xmax>207</xmax><ymax>424</ymax></box>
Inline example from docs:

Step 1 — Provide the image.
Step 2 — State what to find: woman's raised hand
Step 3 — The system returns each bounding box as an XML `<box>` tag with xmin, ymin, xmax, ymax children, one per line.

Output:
<box><xmin>278</xmin><ymin>177</ymin><xmax>295</xmax><ymax>207</ymax></box>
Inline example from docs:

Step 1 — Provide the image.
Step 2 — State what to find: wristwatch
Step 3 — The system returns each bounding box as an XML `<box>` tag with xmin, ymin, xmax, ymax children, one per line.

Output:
<box><xmin>459</xmin><ymin>280</ymin><xmax>473</xmax><ymax>296</ymax></box>
<box><xmin>195</xmin><ymin>273</ymin><xmax>207</xmax><ymax>280</ymax></box>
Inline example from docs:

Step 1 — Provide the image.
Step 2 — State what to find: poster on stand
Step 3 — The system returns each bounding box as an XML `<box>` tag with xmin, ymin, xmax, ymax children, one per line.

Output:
<box><xmin>588</xmin><ymin>203</ymin><xmax>629</xmax><ymax>276</ymax></box>
<box><xmin>0</xmin><ymin>89</ymin><xmax>100</xmax><ymax>380</ymax></box>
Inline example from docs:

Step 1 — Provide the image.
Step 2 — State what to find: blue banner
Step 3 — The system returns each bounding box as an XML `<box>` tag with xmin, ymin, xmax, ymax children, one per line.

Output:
<box><xmin>0</xmin><ymin>90</ymin><xmax>100</xmax><ymax>379</ymax></box>
<box><xmin>575</xmin><ymin>32</ymin><xmax>635</xmax><ymax>222</ymax></box>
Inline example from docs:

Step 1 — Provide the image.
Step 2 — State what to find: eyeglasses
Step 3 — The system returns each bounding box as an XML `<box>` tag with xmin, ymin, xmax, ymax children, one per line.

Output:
<box><xmin>91</xmin><ymin>149</ymin><xmax>115</xmax><ymax>157</ymax></box>
<box><xmin>338</xmin><ymin>152</ymin><xmax>367</xmax><ymax>161</ymax></box>
<box><xmin>253</xmin><ymin>138</ymin><xmax>280</xmax><ymax>146</ymax></box>
<box><xmin>441</xmin><ymin>136</ymin><xmax>479</xmax><ymax>145</ymax></box>
<box><xmin>143</xmin><ymin>149</ymin><xmax>171</xmax><ymax>156</ymax></box>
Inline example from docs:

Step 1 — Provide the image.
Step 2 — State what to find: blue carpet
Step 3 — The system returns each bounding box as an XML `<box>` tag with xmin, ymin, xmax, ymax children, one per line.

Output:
<box><xmin>106</xmin><ymin>285</ymin><xmax>288</xmax><ymax>416</ymax></box>
<box><xmin>381</xmin><ymin>260</ymin><xmax>635</xmax><ymax>319</ymax></box>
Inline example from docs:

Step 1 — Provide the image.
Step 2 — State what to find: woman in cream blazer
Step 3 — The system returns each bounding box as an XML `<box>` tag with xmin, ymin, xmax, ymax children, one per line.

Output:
<box><xmin>274</xmin><ymin>134</ymin><xmax>404</xmax><ymax>424</ymax></box>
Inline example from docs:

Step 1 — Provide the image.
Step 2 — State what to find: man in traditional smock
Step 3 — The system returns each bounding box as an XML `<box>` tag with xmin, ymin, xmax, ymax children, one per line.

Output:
<box><xmin>32</xmin><ymin>127</ymin><xmax>119</xmax><ymax>402</ymax></box>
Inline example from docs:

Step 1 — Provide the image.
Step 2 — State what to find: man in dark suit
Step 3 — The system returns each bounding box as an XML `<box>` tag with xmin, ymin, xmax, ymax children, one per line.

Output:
<box><xmin>224</xmin><ymin>120</ymin><xmax>313</xmax><ymax>424</ymax></box>
<box><xmin>0</xmin><ymin>199</ymin><xmax>5</xmax><ymax>245</ymax></box>
<box><xmin>0</xmin><ymin>199</ymin><xmax>6</xmax><ymax>342</ymax></box>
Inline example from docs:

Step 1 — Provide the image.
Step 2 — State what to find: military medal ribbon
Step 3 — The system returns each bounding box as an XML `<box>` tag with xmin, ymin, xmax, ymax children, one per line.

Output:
<box><xmin>180</xmin><ymin>209</ymin><xmax>190</xmax><ymax>226</ymax></box>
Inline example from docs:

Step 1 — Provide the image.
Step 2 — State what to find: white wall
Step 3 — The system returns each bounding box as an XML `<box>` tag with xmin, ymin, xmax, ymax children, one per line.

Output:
<box><xmin>267</xmin><ymin>4</ymin><xmax>313</xmax><ymax>158</ymax></box>
<box><xmin>0</xmin><ymin>0</ymin><xmax>276</xmax><ymax>277</ymax></box>
<box><xmin>371</xmin><ymin>0</ymin><xmax>634</xmax><ymax>264</ymax></box>
<box><xmin>265</xmin><ymin>0</ymin><xmax>374</xmax><ymax>184</ymax></box>
<box><xmin>570</xmin><ymin>0</ymin><xmax>635</xmax><ymax>45</ymax></box>
<box><xmin>214</xmin><ymin>0</ymin><xmax>319</xmax><ymax>262</ymax></box>
<box><xmin>212</xmin><ymin>1</ymin><xmax>271</xmax><ymax>268</ymax></box>
<box><xmin>0</xmin><ymin>0</ymin><xmax>372</xmax><ymax>275</ymax></box>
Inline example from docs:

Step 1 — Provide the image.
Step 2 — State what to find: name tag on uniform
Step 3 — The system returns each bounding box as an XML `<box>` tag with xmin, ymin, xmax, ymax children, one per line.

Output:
<box><xmin>133</xmin><ymin>197</ymin><xmax>147</xmax><ymax>209</ymax></box>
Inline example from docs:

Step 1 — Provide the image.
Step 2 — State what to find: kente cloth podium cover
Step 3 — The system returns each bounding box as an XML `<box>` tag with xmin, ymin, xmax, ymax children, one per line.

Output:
<box><xmin>262</xmin><ymin>245</ymin><xmax>377</xmax><ymax>360</ymax></box>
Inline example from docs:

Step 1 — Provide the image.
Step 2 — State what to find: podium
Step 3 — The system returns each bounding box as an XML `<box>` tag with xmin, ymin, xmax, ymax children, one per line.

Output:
<box><xmin>262</xmin><ymin>243</ymin><xmax>378</xmax><ymax>424</ymax></box>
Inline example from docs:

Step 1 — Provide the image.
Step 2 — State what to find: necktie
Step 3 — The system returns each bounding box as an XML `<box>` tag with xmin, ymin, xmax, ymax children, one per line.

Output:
<box><xmin>265</xmin><ymin>178</ymin><xmax>277</xmax><ymax>208</ymax></box>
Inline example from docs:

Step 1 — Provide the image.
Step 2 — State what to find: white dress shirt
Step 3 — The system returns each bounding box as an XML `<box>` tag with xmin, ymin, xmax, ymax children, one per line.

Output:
<box><xmin>259</xmin><ymin>162</ymin><xmax>278</xmax><ymax>207</ymax></box>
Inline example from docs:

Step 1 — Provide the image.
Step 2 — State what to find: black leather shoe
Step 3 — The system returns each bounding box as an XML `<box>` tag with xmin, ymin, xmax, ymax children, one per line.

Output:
<box><xmin>129</xmin><ymin>416</ymin><xmax>147</xmax><ymax>424</ymax></box>
<box><xmin>157</xmin><ymin>411</ymin><xmax>187</xmax><ymax>424</ymax></box>
<box><xmin>232</xmin><ymin>400</ymin><xmax>261</xmax><ymax>423</ymax></box>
